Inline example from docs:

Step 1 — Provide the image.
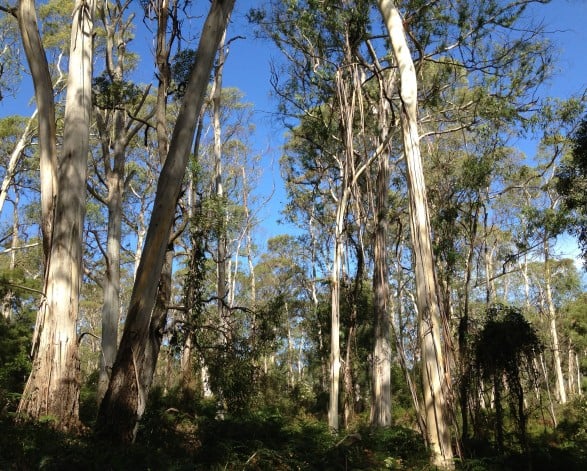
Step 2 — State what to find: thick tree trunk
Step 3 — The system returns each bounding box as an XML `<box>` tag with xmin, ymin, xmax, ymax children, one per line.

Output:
<box><xmin>96</xmin><ymin>0</ymin><xmax>235</xmax><ymax>443</ymax></box>
<box><xmin>18</xmin><ymin>0</ymin><xmax>95</xmax><ymax>431</ymax></box>
<box><xmin>378</xmin><ymin>1</ymin><xmax>454</xmax><ymax>468</ymax></box>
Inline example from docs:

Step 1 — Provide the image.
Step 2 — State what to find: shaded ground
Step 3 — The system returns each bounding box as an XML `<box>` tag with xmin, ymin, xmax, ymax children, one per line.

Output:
<box><xmin>1</xmin><ymin>404</ymin><xmax>586</xmax><ymax>470</ymax></box>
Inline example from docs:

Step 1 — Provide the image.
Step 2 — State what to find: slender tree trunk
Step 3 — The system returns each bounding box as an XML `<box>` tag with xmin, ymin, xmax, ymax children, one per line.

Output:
<box><xmin>155</xmin><ymin>0</ymin><xmax>171</xmax><ymax>164</ymax></box>
<box><xmin>372</xmin><ymin>153</ymin><xmax>392</xmax><ymax>427</ymax></box>
<box><xmin>539</xmin><ymin>352</ymin><xmax>558</xmax><ymax>426</ymax></box>
<box><xmin>378</xmin><ymin>1</ymin><xmax>454</xmax><ymax>468</ymax></box>
<box><xmin>328</xmin><ymin>218</ymin><xmax>343</xmax><ymax>431</ymax></box>
<box><xmin>576</xmin><ymin>351</ymin><xmax>582</xmax><ymax>397</ymax></box>
<box><xmin>0</xmin><ymin>109</ymin><xmax>37</xmax><ymax>216</ymax></box>
<box><xmin>18</xmin><ymin>0</ymin><xmax>95</xmax><ymax>430</ymax></box>
<box><xmin>96</xmin><ymin>0</ymin><xmax>147</xmax><ymax>404</ymax></box>
<box><xmin>1</xmin><ymin>193</ymin><xmax>20</xmax><ymax>320</ymax></box>
<box><xmin>309</xmin><ymin>209</ymin><xmax>327</xmax><ymax>391</ymax></box>
<box><xmin>96</xmin><ymin>0</ymin><xmax>235</xmax><ymax>443</ymax></box>
<box><xmin>393</xmin><ymin>292</ymin><xmax>427</xmax><ymax>438</ymax></box>
<box><xmin>287</xmin><ymin>302</ymin><xmax>294</xmax><ymax>389</ymax></box>
<box><xmin>459</xmin><ymin>206</ymin><xmax>479</xmax><ymax>443</ymax></box>
<box><xmin>343</xmin><ymin>256</ymin><xmax>364</xmax><ymax>428</ymax></box>
<box><xmin>96</xmin><ymin>132</ymin><xmax>124</xmax><ymax>403</ymax></box>
<box><xmin>212</xmin><ymin>30</ymin><xmax>229</xmax><ymax>336</ymax></box>
<box><xmin>568</xmin><ymin>345</ymin><xmax>576</xmax><ymax>397</ymax></box>
<box><xmin>16</xmin><ymin>0</ymin><xmax>57</xmax><ymax>262</ymax></box>
<box><xmin>544</xmin><ymin>240</ymin><xmax>567</xmax><ymax>404</ymax></box>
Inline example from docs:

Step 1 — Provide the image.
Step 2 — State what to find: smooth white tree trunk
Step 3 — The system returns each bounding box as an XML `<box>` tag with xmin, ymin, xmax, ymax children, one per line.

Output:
<box><xmin>17</xmin><ymin>0</ymin><xmax>57</xmax><ymax>261</ymax></box>
<box><xmin>544</xmin><ymin>240</ymin><xmax>567</xmax><ymax>404</ymax></box>
<box><xmin>378</xmin><ymin>1</ymin><xmax>454</xmax><ymax>468</ymax></box>
<box><xmin>18</xmin><ymin>0</ymin><xmax>95</xmax><ymax>430</ymax></box>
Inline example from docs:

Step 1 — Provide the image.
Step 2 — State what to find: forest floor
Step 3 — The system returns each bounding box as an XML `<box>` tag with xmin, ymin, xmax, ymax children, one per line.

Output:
<box><xmin>1</xmin><ymin>392</ymin><xmax>587</xmax><ymax>470</ymax></box>
<box><xmin>0</xmin><ymin>388</ymin><xmax>587</xmax><ymax>471</ymax></box>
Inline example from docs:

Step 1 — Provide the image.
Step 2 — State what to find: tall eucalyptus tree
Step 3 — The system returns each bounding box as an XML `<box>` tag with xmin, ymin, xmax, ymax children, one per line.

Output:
<box><xmin>96</xmin><ymin>0</ymin><xmax>236</xmax><ymax>443</ymax></box>
<box><xmin>14</xmin><ymin>0</ymin><xmax>96</xmax><ymax>430</ymax></box>
<box><xmin>378</xmin><ymin>2</ymin><xmax>454</xmax><ymax>467</ymax></box>
<box><xmin>90</xmin><ymin>0</ymin><xmax>153</xmax><ymax>403</ymax></box>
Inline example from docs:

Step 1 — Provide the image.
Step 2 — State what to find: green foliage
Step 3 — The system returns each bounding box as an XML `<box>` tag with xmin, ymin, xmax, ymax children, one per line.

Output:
<box><xmin>561</xmin><ymin>293</ymin><xmax>587</xmax><ymax>346</ymax></box>
<box><xmin>0</xmin><ymin>312</ymin><xmax>32</xmax><ymax>412</ymax></box>
<box><xmin>92</xmin><ymin>73</ymin><xmax>143</xmax><ymax>110</ymax></box>
<box><xmin>556</xmin><ymin>397</ymin><xmax>587</xmax><ymax>454</ymax></box>
<box><xmin>473</xmin><ymin>304</ymin><xmax>542</xmax><ymax>452</ymax></box>
<box><xmin>474</xmin><ymin>304</ymin><xmax>542</xmax><ymax>385</ymax></box>
<box><xmin>557</xmin><ymin>113</ymin><xmax>587</xmax><ymax>265</ymax></box>
<box><xmin>3</xmin><ymin>392</ymin><xmax>587</xmax><ymax>470</ymax></box>
<box><xmin>0</xmin><ymin>14</ymin><xmax>22</xmax><ymax>102</ymax></box>
<box><xmin>39</xmin><ymin>0</ymin><xmax>75</xmax><ymax>52</ymax></box>
<box><xmin>171</xmin><ymin>48</ymin><xmax>196</xmax><ymax>99</ymax></box>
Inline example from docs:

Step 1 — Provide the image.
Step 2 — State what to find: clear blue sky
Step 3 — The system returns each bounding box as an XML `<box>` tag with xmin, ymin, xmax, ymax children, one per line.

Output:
<box><xmin>220</xmin><ymin>0</ymin><xmax>587</xmax><ymax>249</ymax></box>
<box><xmin>1</xmin><ymin>0</ymin><xmax>586</xmax><ymax>257</ymax></box>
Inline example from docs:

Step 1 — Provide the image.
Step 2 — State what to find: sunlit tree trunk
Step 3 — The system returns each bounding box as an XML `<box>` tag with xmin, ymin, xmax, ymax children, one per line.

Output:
<box><xmin>568</xmin><ymin>344</ymin><xmax>576</xmax><ymax>396</ymax></box>
<box><xmin>458</xmin><ymin>206</ymin><xmax>479</xmax><ymax>442</ymax></box>
<box><xmin>286</xmin><ymin>302</ymin><xmax>294</xmax><ymax>389</ymax></box>
<box><xmin>378</xmin><ymin>1</ymin><xmax>454</xmax><ymax>468</ymax></box>
<box><xmin>96</xmin><ymin>0</ymin><xmax>235</xmax><ymax>443</ymax></box>
<box><xmin>576</xmin><ymin>351</ymin><xmax>582</xmax><ymax>397</ymax></box>
<box><xmin>544</xmin><ymin>239</ymin><xmax>567</xmax><ymax>404</ymax></box>
<box><xmin>212</xmin><ymin>29</ymin><xmax>229</xmax><ymax>336</ymax></box>
<box><xmin>16</xmin><ymin>0</ymin><xmax>57</xmax><ymax>262</ymax></box>
<box><xmin>328</xmin><ymin>202</ymin><xmax>345</xmax><ymax>431</ymax></box>
<box><xmin>539</xmin><ymin>352</ymin><xmax>558</xmax><ymax>426</ymax></box>
<box><xmin>18</xmin><ymin>0</ymin><xmax>95</xmax><ymax>430</ymax></box>
<box><xmin>310</xmin><ymin>209</ymin><xmax>327</xmax><ymax>391</ymax></box>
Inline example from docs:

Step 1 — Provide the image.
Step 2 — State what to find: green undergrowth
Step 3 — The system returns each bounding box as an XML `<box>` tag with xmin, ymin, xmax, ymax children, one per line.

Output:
<box><xmin>1</xmin><ymin>396</ymin><xmax>587</xmax><ymax>470</ymax></box>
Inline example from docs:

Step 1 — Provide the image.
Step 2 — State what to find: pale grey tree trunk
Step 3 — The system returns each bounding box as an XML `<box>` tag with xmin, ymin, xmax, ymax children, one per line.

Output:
<box><xmin>576</xmin><ymin>351</ymin><xmax>582</xmax><ymax>397</ymax></box>
<box><xmin>95</xmin><ymin>2</ymin><xmax>151</xmax><ymax>402</ymax></box>
<box><xmin>96</xmin><ymin>23</ymin><xmax>127</xmax><ymax>404</ymax></box>
<box><xmin>212</xmin><ymin>29</ymin><xmax>229</xmax><ymax>336</ymax></box>
<box><xmin>18</xmin><ymin>0</ymin><xmax>95</xmax><ymax>431</ymax></box>
<box><xmin>96</xmin><ymin>0</ymin><xmax>235</xmax><ymax>443</ymax></box>
<box><xmin>544</xmin><ymin>240</ymin><xmax>567</xmax><ymax>404</ymax></box>
<box><xmin>378</xmin><ymin>1</ymin><xmax>454</xmax><ymax>468</ymax></box>
<box><xmin>539</xmin><ymin>352</ymin><xmax>558</xmax><ymax>426</ymax></box>
<box><xmin>17</xmin><ymin>0</ymin><xmax>57</xmax><ymax>261</ymax></box>
<box><xmin>369</xmin><ymin>49</ymin><xmax>395</xmax><ymax>429</ymax></box>
<box><xmin>568</xmin><ymin>345</ymin><xmax>576</xmax><ymax>396</ymax></box>
<box><xmin>328</xmin><ymin>208</ymin><xmax>344</xmax><ymax>431</ymax></box>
